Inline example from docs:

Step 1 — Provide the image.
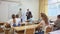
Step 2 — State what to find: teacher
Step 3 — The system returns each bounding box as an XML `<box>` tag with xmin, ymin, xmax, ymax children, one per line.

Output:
<box><xmin>26</xmin><ymin>9</ymin><xmax>32</xmax><ymax>20</ymax></box>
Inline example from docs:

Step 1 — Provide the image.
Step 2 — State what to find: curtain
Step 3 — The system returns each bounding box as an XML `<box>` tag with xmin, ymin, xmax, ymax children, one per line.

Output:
<box><xmin>39</xmin><ymin>0</ymin><xmax>48</xmax><ymax>17</ymax></box>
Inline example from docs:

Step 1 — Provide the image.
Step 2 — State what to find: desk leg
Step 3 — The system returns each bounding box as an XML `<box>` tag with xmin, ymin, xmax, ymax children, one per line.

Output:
<box><xmin>11</xmin><ymin>29</ymin><xmax>14</xmax><ymax>34</ymax></box>
<box><xmin>16</xmin><ymin>31</ymin><xmax>24</xmax><ymax>34</ymax></box>
<box><xmin>17</xmin><ymin>32</ymin><xmax>24</xmax><ymax>34</ymax></box>
<box><xmin>5</xmin><ymin>30</ymin><xmax>10</xmax><ymax>34</ymax></box>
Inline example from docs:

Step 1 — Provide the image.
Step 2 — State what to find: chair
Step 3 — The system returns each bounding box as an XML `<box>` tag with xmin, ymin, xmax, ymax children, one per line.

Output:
<box><xmin>4</xmin><ymin>23</ymin><xmax>11</xmax><ymax>34</ymax></box>
<box><xmin>0</xmin><ymin>28</ymin><xmax>4</xmax><ymax>33</ymax></box>
<box><xmin>25</xmin><ymin>28</ymin><xmax>35</xmax><ymax>34</ymax></box>
<box><xmin>46</xmin><ymin>26</ymin><xmax>52</xmax><ymax>34</ymax></box>
<box><xmin>0</xmin><ymin>22</ymin><xmax>4</xmax><ymax>34</ymax></box>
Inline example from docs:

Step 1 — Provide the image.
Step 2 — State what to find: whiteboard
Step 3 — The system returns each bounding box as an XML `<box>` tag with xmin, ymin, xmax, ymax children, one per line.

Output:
<box><xmin>8</xmin><ymin>2</ymin><xmax>20</xmax><ymax>19</ymax></box>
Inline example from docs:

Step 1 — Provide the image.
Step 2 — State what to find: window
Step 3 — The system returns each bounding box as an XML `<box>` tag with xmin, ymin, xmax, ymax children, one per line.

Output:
<box><xmin>48</xmin><ymin>0</ymin><xmax>57</xmax><ymax>4</ymax></box>
<box><xmin>48</xmin><ymin>0</ymin><xmax>60</xmax><ymax>17</ymax></box>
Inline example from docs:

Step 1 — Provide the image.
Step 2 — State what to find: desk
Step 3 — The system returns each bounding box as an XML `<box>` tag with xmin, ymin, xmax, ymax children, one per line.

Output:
<box><xmin>13</xmin><ymin>24</ymin><xmax>38</xmax><ymax>31</ymax></box>
<box><xmin>13</xmin><ymin>26</ymin><xmax>25</xmax><ymax>31</ymax></box>
<box><xmin>0</xmin><ymin>22</ymin><xmax>4</xmax><ymax>33</ymax></box>
<box><xmin>0</xmin><ymin>22</ymin><xmax>4</xmax><ymax>25</ymax></box>
<box><xmin>49</xmin><ymin>30</ymin><xmax>60</xmax><ymax>34</ymax></box>
<box><xmin>13</xmin><ymin>24</ymin><xmax>38</xmax><ymax>34</ymax></box>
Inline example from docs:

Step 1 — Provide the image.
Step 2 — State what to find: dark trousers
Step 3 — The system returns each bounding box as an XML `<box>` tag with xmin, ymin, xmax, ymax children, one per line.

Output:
<box><xmin>35</xmin><ymin>31</ymin><xmax>44</xmax><ymax>34</ymax></box>
<box><xmin>27</xmin><ymin>16</ymin><xmax>30</xmax><ymax>20</ymax></box>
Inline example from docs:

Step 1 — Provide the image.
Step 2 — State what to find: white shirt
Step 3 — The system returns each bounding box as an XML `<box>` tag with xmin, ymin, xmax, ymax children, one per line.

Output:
<box><xmin>16</xmin><ymin>18</ymin><xmax>21</xmax><ymax>25</ymax></box>
<box><xmin>7</xmin><ymin>18</ymin><xmax>21</xmax><ymax>27</ymax></box>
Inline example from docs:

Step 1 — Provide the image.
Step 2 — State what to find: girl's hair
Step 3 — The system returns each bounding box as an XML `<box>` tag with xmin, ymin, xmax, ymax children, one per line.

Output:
<box><xmin>12</xmin><ymin>14</ymin><xmax>16</xmax><ymax>23</ymax></box>
<box><xmin>41</xmin><ymin>13</ymin><xmax>49</xmax><ymax>25</ymax></box>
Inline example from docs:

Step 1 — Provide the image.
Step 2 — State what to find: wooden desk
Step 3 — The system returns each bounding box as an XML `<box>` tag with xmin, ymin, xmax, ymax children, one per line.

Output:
<box><xmin>13</xmin><ymin>26</ymin><xmax>25</xmax><ymax>31</ymax></box>
<box><xmin>13</xmin><ymin>24</ymin><xmax>38</xmax><ymax>31</ymax></box>
<box><xmin>0</xmin><ymin>22</ymin><xmax>4</xmax><ymax>25</ymax></box>
<box><xmin>13</xmin><ymin>24</ymin><xmax>38</xmax><ymax>34</ymax></box>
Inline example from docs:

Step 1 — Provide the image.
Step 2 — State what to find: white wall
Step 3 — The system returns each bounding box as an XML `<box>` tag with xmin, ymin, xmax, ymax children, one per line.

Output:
<box><xmin>0</xmin><ymin>1</ymin><xmax>8</xmax><ymax>22</ymax></box>
<box><xmin>0</xmin><ymin>0</ymin><xmax>39</xmax><ymax>22</ymax></box>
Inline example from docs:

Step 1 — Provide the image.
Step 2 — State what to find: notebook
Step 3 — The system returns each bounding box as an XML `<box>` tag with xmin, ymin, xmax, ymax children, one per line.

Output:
<box><xmin>49</xmin><ymin>30</ymin><xmax>60</xmax><ymax>34</ymax></box>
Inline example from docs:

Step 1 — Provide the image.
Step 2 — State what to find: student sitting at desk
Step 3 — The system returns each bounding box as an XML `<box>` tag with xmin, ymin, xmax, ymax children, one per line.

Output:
<box><xmin>7</xmin><ymin>14</ymin><xmax>21</xmax><ymax>27</ymax></box>
<box><xmin>16</xmin><ymin>14</ymin><xmax>21</xmax><ymax>26</ymax></box>
<box><xmin>36</xmin><ymin>13</ymin><xmax>52</xmax><ymax>34</ymax></box>
<box><xmin>54</xmin><ymin>15</ymin><xmax>60</xmax><ymax>30</ymax></box>
<box><xmin>8</xmin><ymin>14</ymin><xmax>16</xmax><ymax>27</ymax></box>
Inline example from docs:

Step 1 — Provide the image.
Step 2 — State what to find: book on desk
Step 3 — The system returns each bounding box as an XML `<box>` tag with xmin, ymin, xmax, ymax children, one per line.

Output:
<box><xmin>49</xmin><ymin>30</ymin><xmax>60</xmax><ymax>34</ymax></box>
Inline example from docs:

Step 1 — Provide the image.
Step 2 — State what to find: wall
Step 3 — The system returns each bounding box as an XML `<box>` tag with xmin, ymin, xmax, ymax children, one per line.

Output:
<box><xmin>0</xmin><ymin>0</ymin><xmax>39</xmax><ymax>22</ymax></box>
<box><xmin>20</xmin><ymin>0</ymin><xmax>39</xmax><ymax>21</ymax></box>
<box><xmin>0</xmin><ymin>1</ymin><xmax>8</xmax><ymax>22</ymax></box>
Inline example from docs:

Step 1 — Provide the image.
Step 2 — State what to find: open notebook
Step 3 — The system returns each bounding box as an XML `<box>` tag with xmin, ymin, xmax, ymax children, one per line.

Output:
<box><xmin>49</xmin><ymin>30</ymin><xmax>60</xmax><ymax>34</ymax></box>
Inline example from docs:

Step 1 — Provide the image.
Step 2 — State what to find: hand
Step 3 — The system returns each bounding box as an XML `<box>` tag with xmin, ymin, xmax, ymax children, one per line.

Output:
<box><xmin>46</xmin><ymin>26</ymin><xmax>52</xmax><ymax>33</ymax></box>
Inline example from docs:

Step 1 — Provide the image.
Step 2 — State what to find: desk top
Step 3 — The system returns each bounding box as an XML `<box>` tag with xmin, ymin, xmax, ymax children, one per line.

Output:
<box><xmin>13</xmin><ymin>24</ymin><xmax>38</xmax><ymax>31</ymax></box>
<box><xmin>0</xmin><ymin>22</ymin><xmax>4</xmax><ymax>25</ymax></box>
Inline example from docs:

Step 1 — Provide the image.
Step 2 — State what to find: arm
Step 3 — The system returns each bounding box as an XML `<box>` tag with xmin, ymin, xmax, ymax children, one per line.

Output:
<box><xmin>54</xmin><ymin>20</ymin><xmax>58</xmax><ymax>27</ymax></box>
<box><xmin>36</xmin><ymin>20</ymin><xmax>44</xmax><ymax>27</ymax></box>
<box><xmin>29</xmin><ymin>11</ymin><xmax>33</xmax><ymax>18</ymax></box>
<box><xmin>36</xmin><ymin>22</ymin><xmax>43</xmax><ymax>31</ymax></box>
<box><xmin>46</xmin><ymin>26</ymin><xmax>52</xmax><ymax>33</ymax></box>
<box><xmin>26</xmin><ymin>12</ymin><xmax>28</xmax><ymax>16</ymax></box>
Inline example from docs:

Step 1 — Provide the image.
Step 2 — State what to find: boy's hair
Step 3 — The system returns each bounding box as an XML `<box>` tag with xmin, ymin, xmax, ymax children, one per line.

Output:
<box><xmin>57</xmin><ymin>15</ymin><xmax>60</xmax><ymax>18</ymax></box>
<box><xmin>16</xmin><ymin>14</ymin><xmax>19</xmax><ymax>18</ymax></box>
<box><xmin>12</xmin><ymin>14</ymin><xmax>15</xmax><ymax>19</ymax></box>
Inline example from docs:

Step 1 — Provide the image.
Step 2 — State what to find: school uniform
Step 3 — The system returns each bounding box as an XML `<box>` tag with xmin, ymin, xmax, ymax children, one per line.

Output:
<box><xmin>7</xmin><ymin>18</ymin><xmax>21</xmax><ymax>27</ymax></box>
